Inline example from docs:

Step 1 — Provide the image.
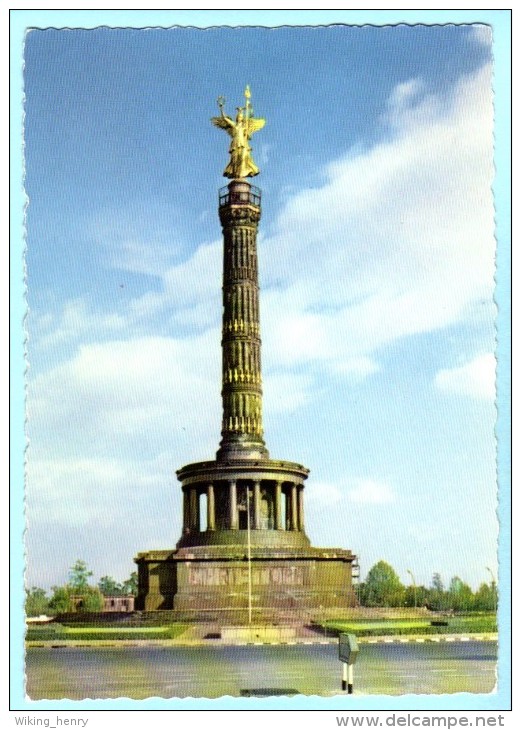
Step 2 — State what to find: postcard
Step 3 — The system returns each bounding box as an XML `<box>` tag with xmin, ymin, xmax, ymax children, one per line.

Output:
<box><xmin>11</xmin><ymin>8</ymin><xmax>511</xmax><ymax>719</ymax></box>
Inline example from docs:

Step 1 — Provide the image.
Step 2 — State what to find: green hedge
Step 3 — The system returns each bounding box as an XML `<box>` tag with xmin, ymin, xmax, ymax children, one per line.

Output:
<box><xmin>26</xmin><ymin>624</ymin><xmax>189</xmax><ymax>642</ymax></box>
<box><xmin>317</xmin><ymin>614</ymin><xmax>497</xmax><ymax>637</ymax></box>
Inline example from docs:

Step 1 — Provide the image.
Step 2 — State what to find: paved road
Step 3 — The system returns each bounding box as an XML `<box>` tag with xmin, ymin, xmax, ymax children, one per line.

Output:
<box><xmin>25</xmin><ymin>641</ymin><xmax>497</xmax><ymax>700</ymax></box>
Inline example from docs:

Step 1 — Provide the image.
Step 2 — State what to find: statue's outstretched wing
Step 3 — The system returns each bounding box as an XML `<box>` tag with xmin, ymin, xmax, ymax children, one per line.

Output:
<box><xmin>246</xmin><ymin>117</ymin><xmax>266</xmax><ymax>137</ymax></box>
<box><xmin>211</xmin><ymin>116</ymin><xmax>234</xmax><ymax>137</ymax></box>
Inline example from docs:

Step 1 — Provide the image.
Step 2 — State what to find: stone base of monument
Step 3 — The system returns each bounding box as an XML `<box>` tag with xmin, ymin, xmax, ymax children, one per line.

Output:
<box><xmin>220</xmin><ymin>625</ymin><xmax>297</xmax><ymax>641</ymax></box>
<box><xmin>135</xmin><ymin>544</ymin><xmax>357</xmax><ymax>620</ymax></box>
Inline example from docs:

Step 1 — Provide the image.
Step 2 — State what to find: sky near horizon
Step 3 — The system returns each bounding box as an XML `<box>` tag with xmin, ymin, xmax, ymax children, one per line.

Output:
<box><xmin>23</xmin><ymin>24</ymin><xmax>497</xmax><ymax>593</ymax></box>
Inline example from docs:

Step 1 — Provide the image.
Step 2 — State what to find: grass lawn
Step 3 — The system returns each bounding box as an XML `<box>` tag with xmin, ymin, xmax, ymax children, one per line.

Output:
<box><xmin>317</xmin><ymin>613</ymin><xmax>497</xmax><ymax>637</ymax></box>
<box><xmin>26</xmin><ymin>623</ymin><xmax>189</xmax><ymax>642</ymax></box>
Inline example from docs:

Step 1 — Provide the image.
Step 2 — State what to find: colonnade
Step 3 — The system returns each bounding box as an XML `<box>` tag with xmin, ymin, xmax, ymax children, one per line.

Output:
<box><xmin>182</xmin><ymin>479</ymin><xmax>305</xmax><ymax>534</ymax></box>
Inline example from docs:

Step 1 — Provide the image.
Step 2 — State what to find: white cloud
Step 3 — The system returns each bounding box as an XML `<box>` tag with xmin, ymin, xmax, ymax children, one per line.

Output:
<box><xmin>263</xmin><ymin>371</ymin><xmax>313</xmax><ymax>415</ymax></box>
<box><xmin>306</xmin><ymin>478</ymin><xmax>395</xmax><ymax>508</ymax></box>
<box><xmin>259</xmin><ymin>63</ymin><xmax>495</xmax><ymax>379</ymax></box>
<box><xmin>27</xmin><ymin>332</ymin><xmax>222</xmax><ymax>463</ymax></box>
<box><xmin>89</xmin><ymin>201</ymin><xmax>187</xmax><ymax>277</ymax></box>
<box><xmin>30</xmin><ymin>299</ymin><xmax>127</xmax><ymax>353</ymax></box>
<box><xmin>386</xmin><ymin>78</ymin><xmax>426</xmax><ymax>125</ymax></box>
<box><xmin>25</xmin><ymin>456</ymin><xmax>171</xmax><ymax>527</ymax></box>
<box><xmin>435</xmin><ymin>352</ymin><xmax>496</xmax><ymax>400</ymax></box>
<box><xmin>306</xmin><ymin>480</ymin><xmax>343</xmax><ymax>507</ymax></box>
<box><xmin>346</xmin><ymin>479</ymin><xmax>395</xmax><ymax>505</ymax></box>
<box><xmin>468</xmin><ymin>24</ymin><xmax>492</xmax><ymax>48</ymax></box>
<box><xmin>330</xmin><ymin>356</ymin><xmax>379</xmax><ymax>380</ymax></box>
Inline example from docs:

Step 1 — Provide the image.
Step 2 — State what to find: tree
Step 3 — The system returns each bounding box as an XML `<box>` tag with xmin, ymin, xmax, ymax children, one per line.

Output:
<box><xmin>69</xmin><ymin>559</ymin><xmax>94</xmax><ymax>592</ymax></box>
<box><xmin>431</xmin><ymin>573</ymin><xmax>444</xmax><ymax>593</ymax></box>
<box><xmin>98</xmin><ymin>576</ymin><xmax>124</xmax><ymax>596</ymax></box>
<box><xmin>25</xmin><ymin>587</ymin><xmax>50</xmax><ymax>617</ymax></box>
<box><xmin>98</xmin><ymin>571</ymin><xmax>138</xmax><ymax>596</ymax></box>
<box><xmin>362</xmin><ymin>561</ymin><xmax>405</xmax><ymax>607</ymax></box>
<box><xmin>473</xmin><ymin>581</ymin><xmax>497</xmax><ymax>611</ymax></box>
<box><xmin>48</xmin><ymin>584</ymin><xmax>104</xmax><ymax>614</ymax></box>
<box><xmin>47</xmin><ymin>561</ymin><xmax>104</xmax><ymax>614</ymax></box>
<box><xmin>404</xmin><ymin>584</ymin><xmax>429</xmax><ymax>609</ymax></box>
<box><xmin>80</xmin><ymin>587</ymin><xmax>104</xmax><ymax>612</ymax></box>
<box><xmin>429</xmin><ymin>573</ymin><xmax>449</xmax><ymax>611</ymax></box>
<box><xmin>448</xmin><ymin>576</ymin><xmax>474</xmax><ymax>612</ymax></box>
<box><xmin>122</xmin><ymin>571</ymin><xmax>138</xmax><ymax>596</ymax></box>
<box><xmin>48</xmin><ymin>586</ymin><xmax>72</xmax><ymax>614</ymax></box>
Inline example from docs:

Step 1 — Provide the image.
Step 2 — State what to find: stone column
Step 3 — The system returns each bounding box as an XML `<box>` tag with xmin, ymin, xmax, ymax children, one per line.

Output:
<box><xmin>291</xmin><ymin>483</ymin><xmax>298</xmax><ymax>531</ymax></box>
<box><xmin>182</xmin><ymin>489</ymin><xmax>190</xmax><ymax>534</ymax></box>
<box><xmin>207</xmin><ymin>483</ymin><xmax>215</xmax><ymax>531</ymax></box>
<box><xmin>253</xmin><ymin>480</ymin><xmax>261</xmax><ymax>530</ymax></box>
<box><xmin>189</xmin><ymin>488</ymin><xmax>200</xmax><ymax>531</ymax></box>
<box><xmin>275</xmin><ymin>481</ymin><xmax>283</xmax><ymax>530</ymax></box>
<box><xmin>217</xmin><ymin>180</ymin><xmax>269</xmax><ymax>461</ymax></box>
<box><xmin>298</xmin><ymin>484</ymin><xmax>305</xmax><ymax>531</ymax></box>
<box><xmin>229</xmin><ymin>480</ymin><xmax>238</xmax><ymax>529</ymax></box>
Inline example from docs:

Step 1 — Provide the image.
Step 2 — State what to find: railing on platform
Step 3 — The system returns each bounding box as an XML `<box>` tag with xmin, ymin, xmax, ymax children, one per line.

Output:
<box><xmin>219</xmin><ymin>185</ymin><xmax>261</xmax><ymax>207</ymax></box>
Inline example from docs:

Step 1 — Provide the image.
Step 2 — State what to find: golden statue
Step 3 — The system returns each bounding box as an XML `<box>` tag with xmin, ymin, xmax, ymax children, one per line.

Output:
<box><xmin>211</xmin><ymin>86</ymin><xmax>266</xmax><ymax>179</ymax></box>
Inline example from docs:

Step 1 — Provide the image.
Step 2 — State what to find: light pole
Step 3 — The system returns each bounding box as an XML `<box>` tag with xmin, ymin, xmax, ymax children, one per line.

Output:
<box><xmin>247</xmin><ymin>486</ymin><xmax>252</xmax><ymax>625</ymax></box>
<box><xmin>486</xmin><ymin>566</ymin><xmax>497</xmax><ymax>613</ymax></box>
<box><xmin>407</xmin><ymin>569</ymin><xmax>417</xmax><ymax>609</ymax></box>
<box><xmin>352</xmin><ymin>555</ymin><xmax>360</xmax><ymax>606</ymax></box>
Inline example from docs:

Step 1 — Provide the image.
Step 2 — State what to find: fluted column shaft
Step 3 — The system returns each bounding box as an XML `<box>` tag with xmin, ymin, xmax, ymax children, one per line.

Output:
<box><xmin>253</xmin><ymin>480</ymin><xmax>261</xmax><ymax>530</ymax></box>
<box><xmin>207</xmin><ymin>483</ymin><xmax>215</xmax><ymax>531</ymax></box>
<box><xmin>298</xmin><ymin>485</ymin><xmax>305</xmax><ymax>531</ymax></box>
<box><xmin>290</xmin><ymin>483</ymin><xmax>298</xmax><ymax>531</ymax></box>
<box><xmin>229</xmin><ymin>479</ymin><xmax>238</xmax><ymax>529</ymax></box>
<box><xmin>183</xmin><ymin>489</ymin><xmax>190</xmax><ymax>534</ymax></box>
<box><xmin>189</xmin><ymin>488</ymin><xmax>199</xmax><ymax>532</ymax></box>
<box><xmin>275</xmin><ymin>481</ymin><xmax>283</xmax><ymax>530</ymax></box>
<box><xmin>217</xmin><ymin>180</ymin><xmax>268</xmax><ymax>460</ymax></box>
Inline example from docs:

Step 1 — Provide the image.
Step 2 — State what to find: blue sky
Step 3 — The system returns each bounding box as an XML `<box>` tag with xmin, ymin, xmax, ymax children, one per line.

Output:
<box><xmin>23</xmin><ymin>24</ymin><xmax>497</xmax><ymax>592</ymax></box>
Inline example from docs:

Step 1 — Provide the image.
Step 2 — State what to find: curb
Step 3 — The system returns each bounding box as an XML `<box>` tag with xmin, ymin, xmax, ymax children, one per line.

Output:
<box><xmin>360</xmin><ymin>634</ymin><xmax>497</xmax><ymax>644</ymax></box>
<box><xmin>26</xmin><ymin>633</ymin><xmax>498</xmax><ymax>649</ymax></box>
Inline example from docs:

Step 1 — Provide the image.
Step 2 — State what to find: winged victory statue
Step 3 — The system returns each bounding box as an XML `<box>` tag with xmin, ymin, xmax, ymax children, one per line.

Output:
<box><xmin>211</xmin><ymin>86</ymin><xmax>266</xmax><ymax>179</ymax></box>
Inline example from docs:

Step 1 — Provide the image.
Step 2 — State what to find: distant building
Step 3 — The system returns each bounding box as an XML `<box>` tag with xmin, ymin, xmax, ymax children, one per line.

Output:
<box><xmin>102</xmin><ymin>595</ymin><xmax>135</xmax><ymax>612</ymax></box>
<box><xmin>69</xmin><ymin>595</ymin><xmax>135</xmax><ymax>612</ymax></box>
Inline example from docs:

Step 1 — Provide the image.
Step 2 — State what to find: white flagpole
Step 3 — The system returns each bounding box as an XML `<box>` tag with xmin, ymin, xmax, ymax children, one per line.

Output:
<box><xmin>247</xmin><ymin>486</ymin><xmax>252</xmax><ymax>624</ymax></box>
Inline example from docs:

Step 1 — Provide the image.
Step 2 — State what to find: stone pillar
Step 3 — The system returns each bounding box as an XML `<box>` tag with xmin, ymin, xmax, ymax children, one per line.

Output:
<box><xmin>189</xmin><ymin>488</ymin><xmax>200</xmax><ymax>531</ymax></box>
<box><xmin>275</xmin><ymin>481</ymin><xmax>283</xmax><ymax>530</ymax></box>
<box><xmin>291</xmin><ymin>483</ymin><xmax>298</xmax><ymax>531</ymax></box>
<box><xmin>229</xmin><ymin>480</ymin><xmax>238</xmax><ymax>529</ymax></box>
<box><xmin>182</xmin><ymin>489</ymin><xmax>190</xmax><ymax>534</ymax></box>
<box><xmin>298</xmin><ymin>484</ymin><xmax>305</xmax><ymax>531</ymax></box>
<box><xmin>207</xmin><ymin>483</ymin><xmax>215</xmax><ymax>531</ymax></box>
<box><xmin>253</xmin><ymin>480</ymin><xmax>261</xmax><ymax>530</ymax></box>
<box><xmin>216</xmin><ymin>180</ymin><xmax>269</xmax><ymax>461</ymax></box>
